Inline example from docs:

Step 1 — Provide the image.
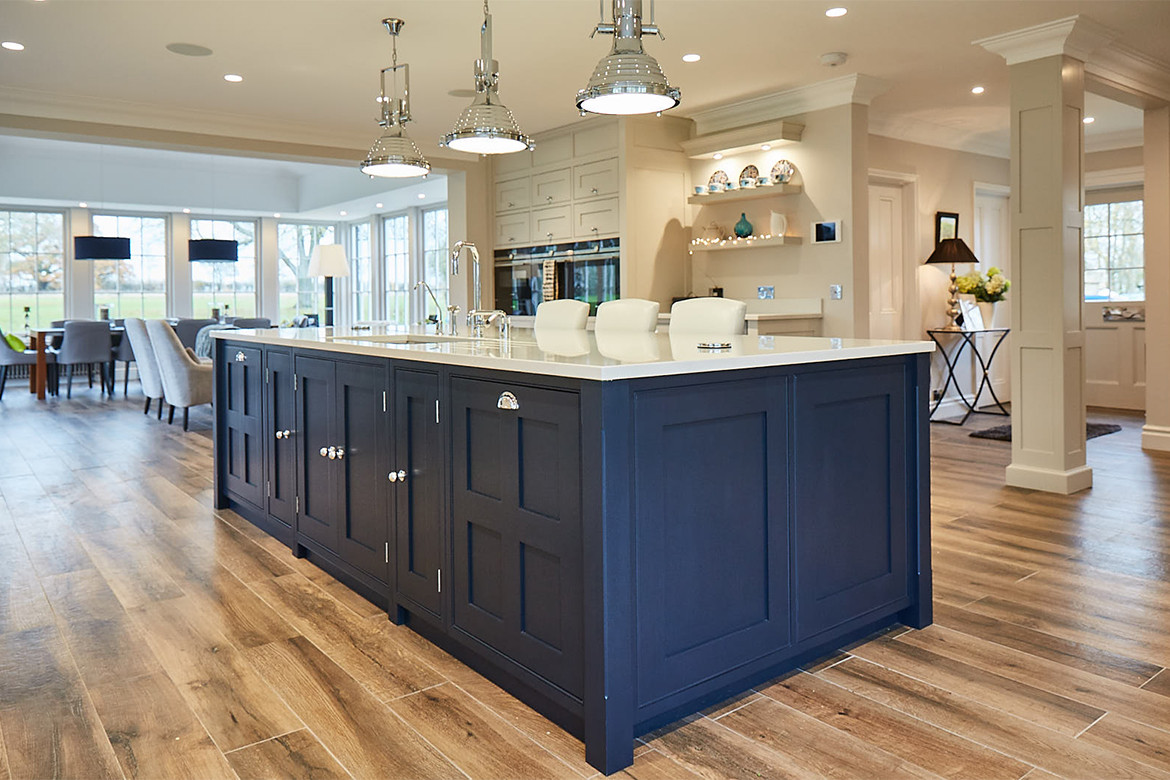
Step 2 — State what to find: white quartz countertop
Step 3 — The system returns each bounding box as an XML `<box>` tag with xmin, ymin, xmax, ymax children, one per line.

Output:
<box><xmin>212</xmin><ymin>325</ymin><xmax>933</xmax><ymax>381</ymax></box>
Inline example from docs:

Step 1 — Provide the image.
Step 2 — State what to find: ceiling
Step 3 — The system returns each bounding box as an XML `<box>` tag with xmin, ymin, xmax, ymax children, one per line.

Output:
<box><xmin>1</xmin><ymin>0</ymin><xmax>1166</xmax><ymax>161</ymax></box>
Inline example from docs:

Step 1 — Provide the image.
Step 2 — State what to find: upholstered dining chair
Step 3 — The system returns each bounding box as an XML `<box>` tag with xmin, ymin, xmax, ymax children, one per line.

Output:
<box><xmin>55</xmin><ymin>321</ymin><xmax>114</xmax><ymax>398</ymax></box>
<box><xmin>122</xmin><ymin>318</ymin><xmax>165</xmax><ymax>418</ymax></box>
<box><xmin>0</xmin><ymin>333</ymin><xmax>54</xmax><ymax>400</ymax></box>
<box><xmin>173</xmin><ymin>318</ymin><xmax>218</xmax><ymax>350</ymax></box>
<box><xmin>668</xmin><ymin>297</ymin><xmax>748</xmax><ymax>336</ymax></box>
<box><xmin>534</xmin><ymin>299</ymin><xmax>590</xmax><ymax>330</ymax></box>
<box><xmin>146</xmin><ymin>319</ymin><xmax>213</xmax><ymax>431</ymax></box>
<box><xmin>111</xmin><ymin>322</ymin><xmax>135</xmax><ymax>396</ymax></box>
<box><xmin>594</xmin><ymin>298</ymin><xmax>660</xmax><ymax>332</ymax></box>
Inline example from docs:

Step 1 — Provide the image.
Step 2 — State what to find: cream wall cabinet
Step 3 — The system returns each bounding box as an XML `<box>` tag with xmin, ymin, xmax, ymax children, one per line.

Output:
<box><xmin>532</xmin><ymin>169</ymin><xmax>572</xmax><ymax>207</ymax></box>
<box><xmin>573</xmin><ymin>198</ymin><xmax>620</xmax><ymax>239</ymax></box>
<box><xmin>532</xmin><ymin>205</ymin><xmax>574</xmax><ymax>243</ymax></box>
<box><xmin>496</xmin><ymin>212</ymin><xmax>530</xmax><ymax>246</ymax></box>
<box><xmin>495</xmin><ymin>176</ymin><xmax>531</xmax><ymax>214</ymax></box>
<box><xmin>573</xmin><ymin>159</ymin><xmax>620</xmax><ymax>200</ymax></box>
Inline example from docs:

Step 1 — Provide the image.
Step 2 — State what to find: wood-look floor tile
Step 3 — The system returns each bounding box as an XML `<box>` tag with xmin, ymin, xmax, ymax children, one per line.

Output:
<box><xmin>1079</xmin><ymin>712</ymin><xmax>1170</xmax><ymax>773</ymax></box>
<box><xmin>933</xmin><ymin>602</ymin><xmax>1163</xmax><ymax>687</ymax></box>
<box><xmin>847</xmin><ymin>634</ymin><xmax>1105</xmax><ymax>736</ymax></box>
<box><xmin>717</xmin><ymin>695</ymin><xmax>942</xmax><ymax>779</ymax></box>
<box><xmin>250</xmin><ymin>574</ymin><xmax>444</xmax><ymax>701</ymax></box>
<box><xmin>0</xmin><ymin>563</ymin><xmax>55</xmax><ymax>636</ymax></box>
<box><xmin>77</xmin><ymin>528</ymin><xmax>187</xmax><ymax>610</ymax></box>
<box><xmin>130</xmin><ymin>597</ymin><xmax>301</xmax><ymax>752</ymax></box>
<box><xmin>646</xmin><ymin>714</ymin><xmax>823</xmax><ymax>780</ymax></box>
<box><xmin>701</xmin><ymin>690</ymin><xmax>764</xmax><ymax>719</ymax></box>
<box><xmin>245</xmin><ymin>636</ymin><xmax>463</xmax><ymax>779</ymax></box>
<box><xmin>89</xmin><ymin>672</ymin><xmax>235</xmax><ymax>780</ymax></box>
<box><xmin>799</xmin><ymin>651</ymin><xmax>851</xmax><ymax>674</ymax></box>
<box><xmin>14</xmin><ymin>517</ymin><xmax>94</xmax><ymax>578</ymax></box>
<box><xmin>182</xmin><ymin>519</ymin><xmax>295</xmax><ymax>583</ymax></box>
<box><xmin>126</xmin><ymin>475</ymin><xmax>210</xmax><ymax>523</ymax></box>
<box><xmin>224</xmin><ymin>730</ymin><xmax>348</xmax><ymax>780</ymax></box>
<box><xmin>0</xmin><ymin>722</ymin><xmax>10</xmax><ymax>780</ymax></box>
<box><xmin>760</xmin><ymin>671</ymin><xmax>1030</xmax><ymax>780</ymax></box>
<box><xmin>59</xmin><ymin>616</ymin><xmax>161</xmax><ymax>689</ymax></box>
<box><xmin>821</xmin><ymin>658</ymin><xmax>1170</xmax><ymax>780</ymax></box>
<box><xmin>40</xmin><ymin>568</ymin><xmax>127</xmax><ymax>623</ymax></box>
<box><xmin>616</xmin><ymin>748</ymin><xmax>705</xmax><ymax>780</ymax></box>
<box><xmin>389</xmin><ymin>683</ymin><xmax>579</xmax><ymax>779</ymax></box>
<box><xmin>1143</xmin><ymin>669</ymin><xmax>1170</xmax><ymax>698</ymax></box>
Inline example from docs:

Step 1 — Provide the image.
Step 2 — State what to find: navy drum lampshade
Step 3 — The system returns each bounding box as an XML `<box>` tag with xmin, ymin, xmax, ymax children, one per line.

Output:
<box><xmin>188</xmin><ymin>239</ymin><xmax>239</xmax><ymax>262</ymax></box>
<box><xmin>74</xmin><ymin>236</ymin><xmax>131</xmax><ymax>260</ymax></box>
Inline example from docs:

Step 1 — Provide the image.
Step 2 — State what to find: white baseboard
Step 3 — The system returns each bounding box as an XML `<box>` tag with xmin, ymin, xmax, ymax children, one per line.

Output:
<box><xmin>1141</xmin><ymin>425</ymin><xmax>1170</xmax><ymax>452</ymax></box>
<box><xmin>1005</xmin><ymin>462</ymin><xmax>1093</xmax><ymax>494</ymax></box>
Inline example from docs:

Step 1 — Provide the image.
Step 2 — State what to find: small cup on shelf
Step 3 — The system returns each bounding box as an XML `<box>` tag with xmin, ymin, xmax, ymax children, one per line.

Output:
<box><xmin>708</xmin><ymin>183</ymin><xmax>721</xmax><ymax>193</ymax></box>
<box><xmin>757</xmin><ymin>176</ymin><xmax>770</xmax><ymax>187</ymax></box>
<box><xmin>694</xmin><ymin>185</ymin><xmax>705</xmax><ymax>195</ymax></box>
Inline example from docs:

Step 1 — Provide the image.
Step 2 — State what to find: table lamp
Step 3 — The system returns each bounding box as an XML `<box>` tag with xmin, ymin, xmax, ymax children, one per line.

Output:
<box><xmin>309</xmin><ymin>244</ymin><xmax>351</xmax><ymax>327</ymax></box>
<box><xmin>925</xmin><ymin>238</ymin><xmax>978</xmax><ymax>331</ymax></box>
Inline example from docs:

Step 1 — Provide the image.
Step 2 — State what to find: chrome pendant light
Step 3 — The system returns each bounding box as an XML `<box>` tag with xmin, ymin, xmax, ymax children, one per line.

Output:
<box><xmin>361</xmin><ymin>18</ymin><xmax>430</xmax><ymax>179</ymax></box>
<box><xmin>576</xmin><ymin>0</ymin><xmax>680</xmax><ymax>116</ymax></box>
<box><xmin>442</xmin><ymin>1</ymin><xmax>533</xmax><ymax>155</ymax></box>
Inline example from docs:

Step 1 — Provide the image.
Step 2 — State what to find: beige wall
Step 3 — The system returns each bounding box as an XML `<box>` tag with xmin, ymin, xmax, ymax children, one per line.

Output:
<box><xmin>688</xmin><ymin>104</ymin><xmax>864</xmax><ymax>337</ymax></box>
<box><xmin>1086</xmin><ymin>146</ymin><xmax>1142</xmax><ymax>172</ymax></box>
<box><xmin>868</xmin><ymin>135</ymin><xmax>1010</xmax><ymax>336</ymax></box>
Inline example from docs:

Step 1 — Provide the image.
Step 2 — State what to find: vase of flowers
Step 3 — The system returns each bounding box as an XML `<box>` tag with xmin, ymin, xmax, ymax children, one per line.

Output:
<box><xmin>957</xmin><ymin>267</ymin><xmax>1011</xmax><ymax>328</ymax></box>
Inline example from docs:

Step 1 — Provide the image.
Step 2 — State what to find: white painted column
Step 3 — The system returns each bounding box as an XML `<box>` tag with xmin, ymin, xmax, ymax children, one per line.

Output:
<box><xmin>258</xmin><ymin>217</ymin><xmax>280</xmax><ymax>323</ymax></box>
<box><xmin>1143</xmin><ymin>106</ymin><xmax>1170</xmax><ymax>450</ymax></box>
<box><xmin>170</xmin><ymin>214</ymin><xmax>192</xmax><ymax>319</ymax></box>
<box><xmin>65</xmin><ymin>207</ymin><xmax>94</xmax><ymax>319</ymax></box>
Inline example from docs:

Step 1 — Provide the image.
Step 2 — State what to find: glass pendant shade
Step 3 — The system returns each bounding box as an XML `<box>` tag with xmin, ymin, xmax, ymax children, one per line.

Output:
<box><xmin>577</xmin><ymin>0</ymin><xmax>680</xmax><ymax>116</ymax></box>
<box><xmin>362</xmin><ymin>126</ymin><xmax>430</xmax><ymax>178</ymax></box>
<box><xmin>442</xmin><ymin>7</ymin><xmax>532</xmax><ymax>155</ymax></box>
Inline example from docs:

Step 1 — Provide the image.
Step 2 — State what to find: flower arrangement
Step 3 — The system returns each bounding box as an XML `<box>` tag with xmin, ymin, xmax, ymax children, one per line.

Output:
<box><xmin>956</xmin><ymin>267</ymin><xmax>1011</xmax><ymax>303</ymax></box>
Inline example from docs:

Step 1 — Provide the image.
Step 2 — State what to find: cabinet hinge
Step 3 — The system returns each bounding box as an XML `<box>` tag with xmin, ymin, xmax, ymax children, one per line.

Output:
<box><xmin>435</xmin><ymin>399</ymin><xmax>440</xmax><ymax>424</ymax></box>
<box><xmin>266</xmin><ymin>481</ymin><xmax>270</xmax><ymax>498</ymax></box>
<box><xmin>437</xmin><ymin>568</ymin><xmax>442</xmax><ymax>593</ymax></box>
<box><xmin>294</xmin><ymin>374</ymin><xmax>298</xmax><ymax>391</ymax></box>
<box><xmin>266</xmin><ymin>367</ymin><xmax>270</xmax><ymax>384</ymax></box>
<box><xmin>383</xmin><ymin>390</ymin><xmax>387</xmax><ymax>413</ymax></box>
<box><xmin>385</xmin><ymin>542</ymin><xmax>389</xmax><ymax>564</ymax></box>
<box><xmin>296</xmin><ymin>495</ymin><xmax>299</xmax><ymax>514</ymax></box>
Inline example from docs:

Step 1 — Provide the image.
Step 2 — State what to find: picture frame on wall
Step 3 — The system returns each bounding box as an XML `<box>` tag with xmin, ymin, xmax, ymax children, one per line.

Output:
<box><xmin>935</xmin><ymin>211</ymin><xmax>959</xmax><ymax>245</ymax></box>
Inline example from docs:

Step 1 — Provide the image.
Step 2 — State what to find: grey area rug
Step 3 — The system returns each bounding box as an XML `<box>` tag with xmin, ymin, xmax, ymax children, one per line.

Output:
<box><xmin>970</xmin><ymin>422</ymin><xmax>1122</xmax><ymax>441</ymax></box>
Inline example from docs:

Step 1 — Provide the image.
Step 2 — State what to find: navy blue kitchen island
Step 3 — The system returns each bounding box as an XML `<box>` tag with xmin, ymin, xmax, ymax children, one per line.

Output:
<box><xmin>213</xmin><ymin>326</ymin><xmax>933</xmax><ymax>775</ymax></box>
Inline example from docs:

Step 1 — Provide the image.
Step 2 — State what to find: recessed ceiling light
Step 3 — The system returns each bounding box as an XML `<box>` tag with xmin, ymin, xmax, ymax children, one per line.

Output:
<box><xmin>78</xmin><ymin>202</ymin><xmax>88</xmax><ymax>208</ymax></box>
<box><xmin>971</xmin><ymin>86</ymin><xmax>985</xmax><ymax>94</ymax></box>
<box><xmin>713</xmin><ymin>153</ymin><xmax>723</xmax><ymax>160</ymax></box>
<box><xmin>2</xmin><ymin>41</ymin><xmax>25</xmax><ymax>51</ymax></box>
<box><xmin>182</xmin><ymin>208</ymin><xmax>191</xmax><ymax>214</ymax></box>
<box><xmin>682</xmin><ymin>53</ymin><xmax>701</xmax><ymax>63</ymax></box>
<box><xmin>1083</xmin><ymin>116</ymin><xmax>1095</xmax><ymax>124</ymax></box>
<box><xmin>339</xmin><ymin>211</ymin><xmax>347</xmax><ymax>216</ymax></box>
<box><xmin>166</xmin><ymin>42</ymin><xmax>213</xmax><ymax>57</ymax></box>
<box><xmin>375</xmin><ymin>202</ymin><xmax>383</xmax><ymax>208</ymax></box>
<box><xmin>417</xmin><ymin>193</ymin><xmax>426</xmax><ymax>199</ymax></box>
<box><xmin>761</xmin><ymin>144</ymin><xmax>771</xmax><ymax>151</ymax></box>
<box><xmin>825</xmin><ymin>7</ymin><xmax>847</xmax><ymax>17</ymax></box>
<box><xmin>224</xmin><ymin>74</ymin><xmax>243</xmax><ymax>83</ymax></box>
<box><xmin>273</xmin><ymin>213</ymin><xmax>281</xmax><ymax>218</ymax></box>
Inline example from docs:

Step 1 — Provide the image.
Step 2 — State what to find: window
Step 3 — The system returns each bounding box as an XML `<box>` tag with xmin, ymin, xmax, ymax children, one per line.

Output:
<box><xmin>277</xmin><ymin>223</ymin><xmax>335</xmax><ymax>323</ymax></box>
<box><xmin>384</xmin><ymin>214</ymin><xmax>411</xmax><ymax>325</ymax></box>
<box><xmin>190</xmin><ymin>219</ymin><xmax>257</xmax><ymax>317</ymax></box>
<box><xmin>0</xmin><ymin>209</ymin><xmax>65</xmax><ymax>333</ymax></box>
<box><xmin>351</xmin><ymin>222</ymin><xmax>372</xmax><ymax>322</ymax></box>
<box><xmin>1085</xmin><ymin>200</ymin><xmax>1144</xmax><ymax>302</ymax></box>
<box><xmin>421</xmin><ymin>208</ymin><xmax>450</xmax><ymax>316</ymax></box>
<box><xmin>92</xmin><ymin>214</ymin><xmax>167</xmax><ymax>319</ymax></box>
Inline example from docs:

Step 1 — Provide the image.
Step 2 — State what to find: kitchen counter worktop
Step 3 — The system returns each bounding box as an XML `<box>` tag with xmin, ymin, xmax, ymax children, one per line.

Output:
<box><xmin>213</xmin><ymin>324</ymin><xmax>932</xmax><ymax>381</ymax></box>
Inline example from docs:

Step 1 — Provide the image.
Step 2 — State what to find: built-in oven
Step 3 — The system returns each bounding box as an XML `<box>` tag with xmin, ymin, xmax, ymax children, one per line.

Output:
<box><xmin>494</xmin><ymin>238</ymin><xmax>620</xmax><ymax>316</ymax></box>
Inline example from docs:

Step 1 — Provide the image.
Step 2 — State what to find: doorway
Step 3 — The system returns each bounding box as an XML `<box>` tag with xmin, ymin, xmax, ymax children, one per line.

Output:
<box><xmin>973</xmin><ymin>184</ymin><xmax>1011</xmax><ymax>404</ymax></box>
<box><xmin>868</xmin><ymin>171</ymin><xmax>918</xmax><ymax>341</ymax></box>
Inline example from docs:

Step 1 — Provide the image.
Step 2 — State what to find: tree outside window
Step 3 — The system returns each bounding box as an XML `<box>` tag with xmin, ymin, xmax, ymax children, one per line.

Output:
<box><xmin>351</xmin><ymin>222</ymin><xmax>372</xmax><ymax>322</ymax></box>
<box><xmin>190</xmin><ymin>219</ymin><xmax>257</xmax><ymax>317</ymax></box>
<box><xmin>278</xmin><ymin>223</ymin><xmax>335</xmax><ymax>323</ymax></box>
<box><xmin>93</xmin><ymin>214</ymin><xmax>167</xmax><ymax>319</ymax></box>
<box><xmin>1085</xmin><ymin>201</ymin><xmax>1144</xmax><ymax>302</ymax></box>
<box><xmin>0</xmin><ymin>209</ymin><xmax>65</xmax><ymax>333</ymax></box>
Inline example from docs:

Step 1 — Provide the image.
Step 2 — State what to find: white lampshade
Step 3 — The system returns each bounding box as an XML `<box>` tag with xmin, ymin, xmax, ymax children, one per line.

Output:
<box><xmin>309</xmin><ymin>244</ymin><xmax>351</xmax><ymax>277</ymax></box>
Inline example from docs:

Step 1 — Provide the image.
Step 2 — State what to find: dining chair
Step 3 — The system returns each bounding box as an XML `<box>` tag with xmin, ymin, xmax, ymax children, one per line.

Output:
<box><xmin>594</xmin><ymin>299</ymin><xmax>660</xmax><ymax>332</ymax></box>
<box><xmin>668</xmin><ymin>297</ymin><xmax>748</xmax><ymax>336</ymax></box>
<box><xmin>55</xmin><ymin>321</ymin><xmax>114</xmax><ymax>399</ymax></box>
<box><xmin>0</xmin><ymin>332</ymin><xmax>54</xmax><ymax>400</ymax></box>
<box><xmin>123</xmin><ymin>318</ymin><xmax>166</xmax><ymax>417</ymax></box>
<box><xmin>534</xmin><ymin>299</ymin><xmax>590</xmax><ymax>330</ymax></box>
<box><xmin>111</xmin><ymin>326</ymin><xmax>135</xmax><ymax>396</ymax></box>
<box><xmin>146</xmin><ymin>320</ymin><xmax>213</xmax><ymax>431</ymax></box>
<box><xmin>174</xmin><ymin>318</ymin><xmax>218</xmax><ymax>350</ymax></box>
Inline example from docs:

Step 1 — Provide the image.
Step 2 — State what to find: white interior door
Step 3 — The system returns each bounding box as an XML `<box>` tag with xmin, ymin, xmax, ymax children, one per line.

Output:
<box><xmin>869</xmin><ymin>184</ymin><xmax>904</xmax><ymax>340</ymax></box>
<box><xmin>974</xmin><ymin>190</ymin><xmax>1011</xmax><ymax>403</ymax></box>
<box><xmin>1085</xmin><ymin>303</ymin><xmax>1147</xmax><ymax>409</ymax></box>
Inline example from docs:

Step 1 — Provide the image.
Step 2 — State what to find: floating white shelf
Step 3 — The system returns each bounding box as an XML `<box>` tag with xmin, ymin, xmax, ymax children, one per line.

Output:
<box><xmin>689</xmin><ymin>235</ymin><xmax>803</xmax><ymax>252</ymax></box>
<box><xmin>688</xmin><ymin>183</ymin><xmax>802</xmax><ymax>206</ymax></box>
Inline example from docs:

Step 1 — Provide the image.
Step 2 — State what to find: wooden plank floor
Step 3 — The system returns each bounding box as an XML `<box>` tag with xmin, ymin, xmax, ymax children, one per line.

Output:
<box><xmin>1</xmin><ymin>387</ymin><xmax>1169</xmax><ymax>779</ymax></box>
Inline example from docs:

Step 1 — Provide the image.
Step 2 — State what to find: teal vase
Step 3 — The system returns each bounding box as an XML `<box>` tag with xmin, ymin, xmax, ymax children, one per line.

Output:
<box><xmin>734</xmin><ymin>212</ymin><xmax>753</xmax><ymax>238</ymax></box>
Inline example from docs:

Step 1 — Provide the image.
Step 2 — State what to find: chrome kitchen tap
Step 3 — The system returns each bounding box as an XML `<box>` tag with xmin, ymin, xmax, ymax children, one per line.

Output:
<box><xmin>413</xmin><ymin>280</ymin><xmax>445</xmax><ymax>334</ymax></box>
<box><xmin>451</xmin><ymin>240</ymin><xmax>506</xmax><ymax>337</ymax></box>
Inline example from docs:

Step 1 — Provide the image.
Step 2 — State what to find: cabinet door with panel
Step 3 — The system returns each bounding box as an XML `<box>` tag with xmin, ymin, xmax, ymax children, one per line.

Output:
<box><xmin>294</xmin><ymin>356</ymin><xmax>338</xmax><ymax>553</ymax></box>
<box><xmin>532</xmin><ymin>168</ymin><xmax>571</xmax><ymax>207</ymax></box>
<box><xmin>495</xmin><ymin>212</ymin><xmax>530</xmax><ymax>247</ymax></box>
<box><xmin>791</xmin><ymin>363</ymin><xmax>910</xmax><ymax>640</ymax></box>
<box><xmin>531</xmin><ymin>206</ymin><xmax>573</xmax><ymax>244</ymax></box>
<box><xmin>333</xmin><ymin>361</ymin><xmax>391</xmax><ymax>582</ymax></box>
<box><xmin>264</xmin><ymin>349</ymin><xmax>297</xmax><ymax>530</ymax></box>
<box><xmin>573</xmin><ymin>198</ymin><xmax>620</xmax><ymax>239</ymax></box>
<box><xmin>450</xmin><ymin>378</ymin><xmax>584</xmax><ymax>697</ymax></box>
<box><xmin>221</xmin><ymin>344</ymin><xmax>265</xmax><ymax>510</ymax></box>
<box><xmin>392</xmin><ymin>368</ymin><xmax>444</xmax><ymax>621</ymax></box>
<box><xmin>573</xmin><ymin>158</ymin><xmax>619</xmax><ymax>200</ymax></box>
<box><xmin>495</xmin><ymin>176</ymin><xmax>531</xmax><ymax>213</ymax></box>
<box><xmin>633</xmin><ymin>377</ymin><xmax>791</xmax><ymax>707</ymax></box>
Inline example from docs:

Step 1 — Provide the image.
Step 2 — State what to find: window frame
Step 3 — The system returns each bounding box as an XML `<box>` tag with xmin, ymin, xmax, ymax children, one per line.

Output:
<box><xmin>0</xmin><ymin>205</ymin><xmax>69</xmax><ymax>333</ymax></box>
<box><xmin>1083</xmin><ymin>199</ymin><xmax>1144</xmax><ymax>303</ymax></box>
<box><xmin>90</xmin><ymin>210</ymin><xmax>170</xmax><ymax>321</ymax></box>
<box><xmin>188</xmin><ymin>216</ymin><xmax>260</xmax><ymax>318</ymax></box>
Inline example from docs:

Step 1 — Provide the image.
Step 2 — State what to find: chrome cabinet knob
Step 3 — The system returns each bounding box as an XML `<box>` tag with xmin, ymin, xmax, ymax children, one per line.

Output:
<box><xmin>276</xmin><ymin>430</ymin><xmax>290</xmax><ymax>440</ymax></box>
<box><xmin>388</xmin><ymin>469</ymin><xmax>406</xmax><ymax>483</ymax></box>
<box><xmin>336</xmin><ymin>447</ymin><xmax>345</xmax><ymax>460</ymax></box>
<box><xmin>319</xmin><ymin>447</ymin><xmax>329</xmax><ymax>457</ymax></box>
<box><xmin>507</xmin><ymin>201</ymin><xmax>515</xmax><ymax>208</ymax></box>
<box><xmin>497</xmin><ymin>391</ymin><xmax>520</xmax><ymax>411</ymax></box>
<box><xmin>327</xmin><ymin>446</ymin><xmax>338</xmax><ymax>460</ymax></box>
<box><xmin>591</xmin><ymin>226</ymin><xmax>599</xmax><ymax>233</ymax></box>
<box><xmin>546</xmin><ymin>195</ymin><xmax>554</xmax><ymax>202</ymax></box>
<box><xmin>546</xmin><ymin>232</ymin><xmax>553</xmax><ymax>239</ymax></box>
<box><xmin>235</xmin><ymin>351</ymin><xmax>246</xmax><ymax>362</ymax></box>
<box><xmin>591</xmin><ymin>187</ymin><xmax>598</xmax><ymax>194</ymax></box>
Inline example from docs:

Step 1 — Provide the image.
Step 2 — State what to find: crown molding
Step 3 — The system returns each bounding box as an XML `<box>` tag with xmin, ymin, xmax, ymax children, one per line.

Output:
<box><xmin>1085</xmin><ymin>128</ymin><xmax>1144</xmax><ymax>153</ymax></box>
<box><xmin>1086</xmin><ymin>42</ymin><xmax>1170</xmax><ymax>106</ymax></box>
<box><xmin>974</xmin><ymin>15</ymin><xmax>1119</xmax><ymax>65</ymax></box>
<box><xmin>868</xmin><ymin>113</ymin><xmax>1009</xmax><ymax>160</ymax></box>
<box><xmin>1085</xmin><ymin>166</ymin><xmax>1144</xmax><ymax>190</ymax></box>
<box><xmin>686</xmin><ymin>74</ymin><xmax>889</xmax><ymax>136</ymax></box>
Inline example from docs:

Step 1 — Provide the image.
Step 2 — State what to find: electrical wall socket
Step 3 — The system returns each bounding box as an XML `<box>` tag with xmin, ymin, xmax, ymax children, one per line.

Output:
<box><xmin>758</xmin><ymin>285</ymin><xmax>775</xmax><ymax>300</ymax></box>
<box><xmin>829</xmin><ymin>284</ymin><xmax>843</xmax><ymax>300</ymax></box>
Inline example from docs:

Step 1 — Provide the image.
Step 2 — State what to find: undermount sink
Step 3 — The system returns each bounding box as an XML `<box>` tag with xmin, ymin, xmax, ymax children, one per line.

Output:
<box><xmin>326</xmin><ymin>333</ymin><xmax>477</xmax><ymax>345</ymax></box>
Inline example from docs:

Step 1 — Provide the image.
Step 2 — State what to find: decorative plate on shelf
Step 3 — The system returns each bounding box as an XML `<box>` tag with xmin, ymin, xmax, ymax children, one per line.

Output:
<box><xmin>771</xmin><ymin>159</ymin><xmax>795</xmax><ymax>184</ymax></box>
<box><xmin>738</xmin><ymin>164</ymin><xmax>759</xmax><ymax>182</ymax></box>
<box><xmin>707</xmin><ymin>170</ymin><xmax>730</xmax><ymax>187</ymax></box>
